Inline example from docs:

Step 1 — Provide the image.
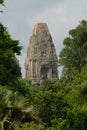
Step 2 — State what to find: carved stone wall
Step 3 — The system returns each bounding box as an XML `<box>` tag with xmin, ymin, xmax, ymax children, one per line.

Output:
<box><xmin>25</xmin><ymin>23</ymin><xmax>58</xmax><ymax>84</ymax></box>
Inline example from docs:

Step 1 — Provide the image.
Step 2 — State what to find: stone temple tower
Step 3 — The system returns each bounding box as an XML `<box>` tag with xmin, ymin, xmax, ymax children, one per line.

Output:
<box><xmin>25</xmin><ymin>23</ymin><xmax>58</xmax><ymax>84</ymax></box>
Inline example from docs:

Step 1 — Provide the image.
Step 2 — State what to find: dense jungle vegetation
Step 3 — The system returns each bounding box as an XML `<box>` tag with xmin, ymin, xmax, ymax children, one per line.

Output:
<box><xmin>0</xmin><ymin>1</ymin><xmax>87</xmax><ymax>130</ymax></box>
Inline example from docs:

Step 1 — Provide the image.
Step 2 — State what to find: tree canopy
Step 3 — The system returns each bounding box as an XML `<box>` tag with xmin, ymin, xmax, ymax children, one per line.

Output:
<box><xmin>0</xmin><ymin>23</ymin><xmax>22</xmax><ymax>85</ymax></box>
<box><xmin>0</xmin><ymin>0</ymin><xmax>4</xmax><ymax>4</ymax></box>
<box><xmin>59</xmin><ymin>20</ymin><xmax>87</xmax><ymax>73</ymax></box>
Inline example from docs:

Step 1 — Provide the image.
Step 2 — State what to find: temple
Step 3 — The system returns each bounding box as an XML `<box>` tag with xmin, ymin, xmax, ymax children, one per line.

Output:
<box><xmin>25</xmin><ymin>23</ymin><xmax>58</xmax><ymax>84</ymax></box>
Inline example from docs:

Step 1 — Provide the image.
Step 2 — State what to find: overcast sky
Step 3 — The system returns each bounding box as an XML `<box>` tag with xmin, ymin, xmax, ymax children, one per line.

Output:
<box><xmin>0</xmin><ymin>0</ymin><xmax>87</xmax><ymax>77</ymax></box>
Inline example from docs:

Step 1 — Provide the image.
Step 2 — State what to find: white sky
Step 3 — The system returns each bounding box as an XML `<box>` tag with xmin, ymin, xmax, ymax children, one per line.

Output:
<box><xmin>0</xmin><ymin>0</ymin><xmax>87</xmax><ymax>77</ymax></box>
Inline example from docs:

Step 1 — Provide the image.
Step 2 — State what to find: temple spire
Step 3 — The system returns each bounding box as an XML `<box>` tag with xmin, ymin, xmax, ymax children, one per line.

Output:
<box><xmin>25</xmin><ymin>22</ymin><xmax>58</xmax><ymax>84</ymax></box>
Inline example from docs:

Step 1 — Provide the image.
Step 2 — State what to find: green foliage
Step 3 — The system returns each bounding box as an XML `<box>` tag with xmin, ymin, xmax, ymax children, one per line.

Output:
<box><xmin>66</xmin><ymin>106</ymin><xmax>87</xmax><ymax>130</ymax></box>
<box><xmin>0</xmin><ymin>64</ymin><xmax>87</xmax><ymax>130</ymax></box>
<box><xmin>19</xmin><ymin>122</ymin><xmax>45</xmax><ymax>130</ymax></box>
<box><xmin>0</xmin><ymin>0</ymin><xmax>4</xmax><ymax>4</ymax></box>
<box><xmin>59</xmin><ymin>20</ymin><xmax>87</xmax><ymax>81</ymax></box>
<box><xmin>0</xmin><ymin>86</ymin><xmax>38</xmax><ymax>130</ymax></box>
<box><xmin>65</xmin><ymin>64</ymin><xmax>87</xmax><ymax>106</ymax></box>
<box><xmin>35</xmin><ymin>80</ymin><xmax>67</xmax><ymax>126</ymax></box>
<box><xmin>63</xmin><ymin>64</ymin><xmax>87</xmax><ymax>130</ymax></box>
<box><xmin>0</xmin><ymin>23</ymin><xmax>22</xmax><ymax>85</ymax></box>
<box><xmin>12</xmin><ymin>78</ymin><xmax>40</xmax><ymax>104</ymax></box>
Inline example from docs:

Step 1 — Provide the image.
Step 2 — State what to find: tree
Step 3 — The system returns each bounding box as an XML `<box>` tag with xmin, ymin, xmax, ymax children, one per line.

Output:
<box><xmin>35</xmin><ymin>80</ymin><xmax>67</xmax><ymax>127</ymax></box>
<box><xmin>12</xmin><ymin>78</ymin><xmax>40</xmax><ymax>104</ymax></box>
<box><xmin>59</xmin><ymin>20</ymin><xmax>87</xmax><ymax>78</ymax></box>
<box><xmin>19</xmin><ymin>122</ymin><xmax>45</xmax><ymax>130</ymax></box>
<box><xmin>0</xmin><ymin>86</ymin><xmax>39</xmax><ymax>130</ymax></box>
<box><xmin>0</xmin><ymin>0</ymin><xmax>22</xmax><ymax>85</ymax></box>
<box><xmin>0</xmin><ymin>0</ymin><xmax>4</xmax><ymax>13</ymax></box>
<box><xmin>0</xmin><ymin>0</ymin><xmax>4</xmax><ymax>4</ymax></box>
<box><xmin>0</xmin><ymin>23</ymin><xmax>22</xmax><ymax>85</ymax></box>
<box><xmin>62</xmin><ymin>64</ymin><xmax>87</xmax><ymax>130</ymax></box>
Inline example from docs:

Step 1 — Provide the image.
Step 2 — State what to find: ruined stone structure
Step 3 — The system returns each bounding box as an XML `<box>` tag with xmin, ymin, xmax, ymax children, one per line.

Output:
<box><xmin>25</xmin><ymin>23</ymin><xmax>58</xmax><ymax>84</ymax></box>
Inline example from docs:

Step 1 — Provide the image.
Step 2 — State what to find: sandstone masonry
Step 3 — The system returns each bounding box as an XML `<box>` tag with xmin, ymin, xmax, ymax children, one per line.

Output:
<box><xmin>25</xmin><ymin>23</ymin><xmax>58</xmax><ymax>84</ymax></box>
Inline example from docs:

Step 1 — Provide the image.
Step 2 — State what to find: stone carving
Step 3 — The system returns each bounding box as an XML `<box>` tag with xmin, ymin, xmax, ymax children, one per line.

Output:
<box><xmin>25</xmin><ymin>23</ymin><xmax>58</xmax><ymax>84</ymax></box>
